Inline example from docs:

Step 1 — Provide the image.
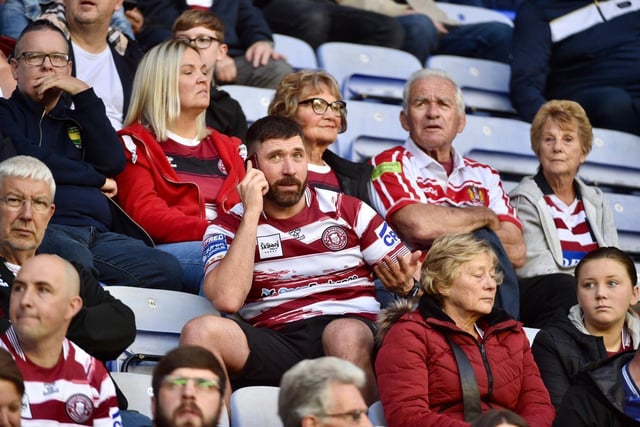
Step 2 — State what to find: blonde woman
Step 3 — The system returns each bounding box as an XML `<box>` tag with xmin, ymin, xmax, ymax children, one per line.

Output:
<box><xmin>116</xmin><ymin>40</ymin><xmax>245</xmax><ymax>294</ymax></box>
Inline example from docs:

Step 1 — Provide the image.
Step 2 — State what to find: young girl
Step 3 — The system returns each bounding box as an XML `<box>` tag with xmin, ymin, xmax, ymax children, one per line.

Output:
<box><xmin>532</xmin><ymin>247</ymin><xmax>640</xmax><ymax>408</ymax></box>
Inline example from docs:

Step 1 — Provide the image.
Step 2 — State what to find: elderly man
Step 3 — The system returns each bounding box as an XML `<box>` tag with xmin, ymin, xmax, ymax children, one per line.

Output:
<box><xmin>151</xmin><ymin>345</ymin><xmax>227</xmax><ymax>427</ymax></box>
<box><xmin>0</xmin><ymin>20</ymin><xmax>183</xmax><ymax>292</ymax></box>
<box><xmin>279</xmin><ymin>356</ymin><xmax>373</xmax><ymax>427</ymax></box>
<box><xmin>368</xmin><ymin>68</ymin><xmax>525</xmax><ymax>318</ymax></box>
<box><xmin>0</xmin><ymin>155</ymin><xmax>135</xmax><ymax>363</ymax></box>
<box><xmin>0</xmin><ymin>254</ymin><xmax>121</xmax><ymax>425</ymax></box>
<box><xmin>181</xmin><ymin>116</ymin><xmax>414</xmax><ymax>405</ymax></box>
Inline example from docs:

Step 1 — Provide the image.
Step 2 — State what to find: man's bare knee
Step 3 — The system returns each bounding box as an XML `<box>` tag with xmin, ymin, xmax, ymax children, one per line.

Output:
<box><xmin>322</xmin><ymin>318</ymin><xmax>374</xmax><ymax>356</ymax></box>
<box><xmin>181</xmin><ymin>315</ymin><xmax>250</xmax><ymax>372</ymax></box>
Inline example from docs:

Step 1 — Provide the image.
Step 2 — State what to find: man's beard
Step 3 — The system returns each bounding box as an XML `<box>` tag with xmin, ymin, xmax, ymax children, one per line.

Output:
<box><xmin>264</xmin><ymin>176</ymin><xmax>307</xmax><ymax>207</ymax></box>
<box><xmin>153</xmin><ymin>402</ymin><xmax>221</xmax><ymax>427</ymax></box>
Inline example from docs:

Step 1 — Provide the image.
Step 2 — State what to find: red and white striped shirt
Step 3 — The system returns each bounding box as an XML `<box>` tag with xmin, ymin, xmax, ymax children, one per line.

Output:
<box><xmin>544</xmin><ymin>194</ymin><xmax>598</xmax><ymax>267</ymax></box>
<box><xmin>0</xmin><ymin>327</ymin><xmax>121</xmax><ymax>427</ymax></box>
<box><xmin>368</xmin><ymin>138</ymin><xmax>521</xmax><ymax>235</ymax></box>
<box><xmin>203</xmin><ymin>187</ymin><xmax>410</xmax><ymax>328</ymax></box>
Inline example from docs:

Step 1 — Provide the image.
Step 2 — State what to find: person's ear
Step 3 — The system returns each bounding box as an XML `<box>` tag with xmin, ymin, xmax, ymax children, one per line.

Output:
<box><xmin>400</xmin><ymin>110</ymin><xmax>410</xmax><ymax>132</ymax></box>
<box><xmin>66</xmin><ymin>295</ymin><xmax>83</xmax><ymax>320</ymax></box>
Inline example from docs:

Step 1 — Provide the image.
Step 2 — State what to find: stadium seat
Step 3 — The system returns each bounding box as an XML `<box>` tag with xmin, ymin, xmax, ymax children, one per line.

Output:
<box><xmin>317</xmin><ymin>42</ymin><xmax>422</xmax><ymax>104</ymax></box>
<box><xmin>273</xmin><ymin>33</ymin><xmax>318</xmax><ymax>70</ymax></box>
<box><xmin>111</xmin><ymin>372</ymin><xmax>153</xmax><ymax>419</ymax></box>
<box><xmin>453</xmin><ymin>115</ymin><xmax>537</xmax><ymax>182</ymax></box>
<box><xmin>426</xmin><ymin>55</ymin><xmax>516</xmax><ymax>116</ymax></box>
<box><xmin>436</xmin><ymin>2</ymin><xmax>514</xmax><ymax>26</ymax></box>
<box><xmin>368</xmin><ymin>400</ymin><xmax>388</xmax><ymax>426</ymax></box>
<box><xmin>230</xmin><ymin>386</ymin><xmax>282</xmax><ymax>427</ymax></box>
<box><xmin>219</xmin><ymin>85</ymin><xmax>275</xmax><ymax>126</ymax></box>
<box><xmin>106</xmin><ymin>286</ymin><xmax>219</xmax><ymax>373</ymax></box>
<box><xmin>579</xmin><ymin>127</ymin><xmax>640</xmax><ymax>193</ymax></box>
<box><xmin>608</xmin><ymin>192</ymin><xmax>640</xmax><ymax>257</ymax></box>
<box><xmin>335</xmin><ymin>100</ymin><xmax>405</xmax><ymax>161</ymax></box>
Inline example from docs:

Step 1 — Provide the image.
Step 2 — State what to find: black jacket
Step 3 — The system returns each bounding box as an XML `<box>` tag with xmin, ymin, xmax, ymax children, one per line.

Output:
<box><xmin>323</xmin><ymin>149</ymin><xmax>373</xmax><ymax>207</ymax></box>
<box><xmin>0</xmin><ymin>258</ymin><xmax>136</xmax><ymax>362</ymax></box>
<box><xmin>533</xmin><ymin>309</ymin><xmax>640</xmax><ymax>409</ymax></box>
<box><xmin>554</xmin><ymin>350</ymin><xmax>640</xmax><ymax>427</ymax></box>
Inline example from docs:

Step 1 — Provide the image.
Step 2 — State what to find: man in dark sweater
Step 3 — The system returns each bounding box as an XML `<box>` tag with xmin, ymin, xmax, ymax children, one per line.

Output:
<box><xmin>0</xmin><ymin>20</ymin><xmax>183</xmax><ymax>291</ymax></box>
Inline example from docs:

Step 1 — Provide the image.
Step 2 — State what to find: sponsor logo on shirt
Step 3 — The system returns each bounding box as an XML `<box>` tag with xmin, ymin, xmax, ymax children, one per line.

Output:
<box><xmin>202</xmin><ymin>234</ymin><xmax>228</xmax><ymax>264</ymax></box>
<box><xmin>257</xmin><ymin>234</ymin><xmax>283</xmax><ymax>259</ymax></box>
<box><xmin>372</xmin><ymin>161</ymin><xmax>402</xmax><ymax>180</ymax></box>
<box><xmin>376</xmin><ymin>222</ymin><xmax>400</xmax><ymax>247</ymax></box>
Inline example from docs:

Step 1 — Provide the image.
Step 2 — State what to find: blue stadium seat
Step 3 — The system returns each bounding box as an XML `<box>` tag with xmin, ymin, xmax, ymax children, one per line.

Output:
<box><xmin>273</xmin><ymin>33</ymin><xmax>318</xmax><ymax>70</ymax></box>
<box><xmin>426</xmin><ymin>55</ymin><xmax>516</xmax><ymax>116</ymax></box>
<box><xmin>219</xmin><ymin>85</ymin><xmax>275</xmax><ymax>126</ymax></box>
<box><xmin>334</xmin><ymin>100</ymin><xmax>405</xmax><ymax>161</ymax></box>
<box><xmin>317</xmin><ymin>42</ymin><xmax>422</xmax><ymax>104</ymax></box>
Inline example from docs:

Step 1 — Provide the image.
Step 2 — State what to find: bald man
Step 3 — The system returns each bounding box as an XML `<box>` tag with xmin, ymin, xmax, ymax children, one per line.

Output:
<box><xmin>0</xmin><ymin>254</ymin><xmax>121</xmax><ymax>425</ymax></box>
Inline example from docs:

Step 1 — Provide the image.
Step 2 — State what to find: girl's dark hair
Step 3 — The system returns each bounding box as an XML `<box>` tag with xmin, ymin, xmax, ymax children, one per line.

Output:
<box><xmin>0</xmin><ymin>348</ymin><xmax>24</xmax><ymax>397</ymax></box>
<box><xmin>575</xmin><ymin>247</ymin><xmax>637</xmax><ymax>286</ymax></box>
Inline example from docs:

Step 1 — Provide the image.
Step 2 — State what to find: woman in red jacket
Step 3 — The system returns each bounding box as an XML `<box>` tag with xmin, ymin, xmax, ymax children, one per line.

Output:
<box><xmin>375</xmin><ymin>233</ymin><xmax>554</xmax><ymax>427</ymax></box>
<box><xmin>116</xmin><ymin>40</ymin><xmax>245</xmax><ymax>294</ymax></box>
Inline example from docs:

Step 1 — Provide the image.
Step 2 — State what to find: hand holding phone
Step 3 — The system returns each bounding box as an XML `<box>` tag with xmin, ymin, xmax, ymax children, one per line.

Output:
<box><xmin>123</xmin><ymin>0</ymin><xmax>138</xmax><ymax>11</ymax></box>
<box><xmin>246</xmin><ymin>152</ymin><xmax>260</xmax><ymax>170</ymax></box>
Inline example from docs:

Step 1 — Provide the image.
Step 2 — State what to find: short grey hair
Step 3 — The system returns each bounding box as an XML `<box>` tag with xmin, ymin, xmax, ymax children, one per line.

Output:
<box><xmin>0</xmin><ymin>156</ymin><xmax>55</xmax><ymax>198</ymax></box>
<box><xmin>278</xmin><ymin>357</ymin><xmax>366</xmax><ymax>427</ymax></box>
<box><xmin>402</xmin><ymin>68</ymin><xmax>465</xmax><ymax>116</ymax></box>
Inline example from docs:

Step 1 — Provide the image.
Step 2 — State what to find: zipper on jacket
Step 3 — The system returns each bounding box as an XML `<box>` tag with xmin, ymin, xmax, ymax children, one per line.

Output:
<box><xmin>38</xmin><ymin>108</ymin><xmax>46</xmax><ymax>147</ymax></box>
<box><xmin>479</xmin><ymin>342</ymin><xmax>494</xmax><ymax>400</ymax></box>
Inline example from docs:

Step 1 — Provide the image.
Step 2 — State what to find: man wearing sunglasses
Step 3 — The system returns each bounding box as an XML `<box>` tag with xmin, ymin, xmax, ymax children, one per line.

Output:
<box><xmin>152</xmin><ymin>345</ymin><xmax>227</xmax><ymax>427</ymax></box>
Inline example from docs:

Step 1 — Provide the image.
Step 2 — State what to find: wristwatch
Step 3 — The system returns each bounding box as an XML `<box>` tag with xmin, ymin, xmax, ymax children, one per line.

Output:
<box><xmin>407</xmin><ymin>279</ymin><xmax>421</xmax><ymax>298</ymax></box>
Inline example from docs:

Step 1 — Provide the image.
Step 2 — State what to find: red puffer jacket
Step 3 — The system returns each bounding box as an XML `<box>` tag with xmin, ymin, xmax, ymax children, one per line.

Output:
<box><xmin>375</xmin><ymin>298</ymin><xmax>554</xmax><ymax>427</ymax></box>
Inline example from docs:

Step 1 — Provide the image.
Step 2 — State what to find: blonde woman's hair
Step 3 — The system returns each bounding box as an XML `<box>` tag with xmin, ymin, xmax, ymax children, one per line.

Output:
<box><xmin>124</xmin><ymin>40</ymin><xmax>208</xmax><ymax>141</ymax></box>
<box><xmin>421</xmin><ymin>233</ymin><xmax>503</xmax><ymax>305</ymax></box>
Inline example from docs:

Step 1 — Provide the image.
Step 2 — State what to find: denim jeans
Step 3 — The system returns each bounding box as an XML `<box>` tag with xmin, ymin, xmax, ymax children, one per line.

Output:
<box><xmin>259</xmin><ymin>0</ymin><xmax>405</xmax><ymax>49</ymax></box>
<box><xmin>397</xmin><ymin>13</ymin><xmax>512</xmax><ymax>64</ymax></box>
<box><xmin>38</xmin><ymin>224</ymin><xmax>184</xmax><ymax>291</ymax></box>
<box><xmin>156</xmin><ymin>241</ymin><xmax>204</xmax><ymax>295</ymax></box>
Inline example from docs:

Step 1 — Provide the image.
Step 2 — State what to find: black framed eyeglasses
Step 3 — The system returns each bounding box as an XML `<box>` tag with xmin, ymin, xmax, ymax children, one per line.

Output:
<box><xmin>318</xmin><ymin>409</ymin><xmax>369</xmax><ymax>423</ymax></box>
<box><xmin>161</xmin><ymin>375</ymin><xmax>220</xmax><ymax>393</ymax></box>
<box><xmin>175</xmin><ymin>35</ymin><xmax>222</xmax><ymax>49</ymax></box>
<box><xmin>14</xmin><ymin>51</ymin><xmax>69</xmax><ymax>68</ymax></box>
<box><xmin>299</xmin><ymin>98</ymin><xmax>347</xmax><ymax>116</ymax></box>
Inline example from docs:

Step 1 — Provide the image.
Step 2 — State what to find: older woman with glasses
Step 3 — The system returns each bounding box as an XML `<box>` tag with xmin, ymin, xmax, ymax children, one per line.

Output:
<box><xmin>268</xmin><ymin>70</ymin><xmax>372</xmax><ymax>205</ymax></box>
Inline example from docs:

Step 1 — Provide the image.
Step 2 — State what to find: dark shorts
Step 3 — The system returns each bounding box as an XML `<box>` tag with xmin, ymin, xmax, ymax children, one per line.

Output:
<box><xmin>230</xmin><ymin>314</ymin><xmax>375</xmax><ymax>390</ymax></box>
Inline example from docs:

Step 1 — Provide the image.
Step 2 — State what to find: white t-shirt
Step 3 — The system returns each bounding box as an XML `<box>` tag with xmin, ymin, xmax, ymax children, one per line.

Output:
<box><xmin>186</xmin><ymin>0</ymin><xmax>214</xmax><ymax>7</ymax></box>
<box><xmin>72</xmin><ymin>42</ymin><xmax>124</xmax><ymax>130</ymax></box>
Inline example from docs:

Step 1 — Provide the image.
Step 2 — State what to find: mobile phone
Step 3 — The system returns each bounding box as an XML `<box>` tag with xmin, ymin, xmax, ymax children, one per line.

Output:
<box><xmin>246</xmin><ymin>152</ymin><xmax>260</xmax><ymax>170</ymax></box>
<box><xmin>123</xmin><ymin>0</ymin><xmax>138</xmax><ymax>11</ymax></box>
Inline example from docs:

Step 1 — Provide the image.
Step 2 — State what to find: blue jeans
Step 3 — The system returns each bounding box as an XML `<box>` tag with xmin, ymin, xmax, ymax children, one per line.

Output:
<box><xmin>156</xmin><ymin>241</ymin><xmax>204</xmax><ymax>295</ymax></box>
<box><xmin>38</xmin><ymin>224</ymin><xmax>184</xmax><ymax>291</ymax></box>
<box><xmin>397</xmin><ymin>13</ymin><xmax>512</xmax><ymax>63</ymax></box>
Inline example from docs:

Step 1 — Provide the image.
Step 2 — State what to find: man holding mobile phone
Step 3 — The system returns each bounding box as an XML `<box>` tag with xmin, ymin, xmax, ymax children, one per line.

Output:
<box><xmin>182</xmin><ymin>116</ymin><xmax>419</xmax><ymax>407</ymax></box>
